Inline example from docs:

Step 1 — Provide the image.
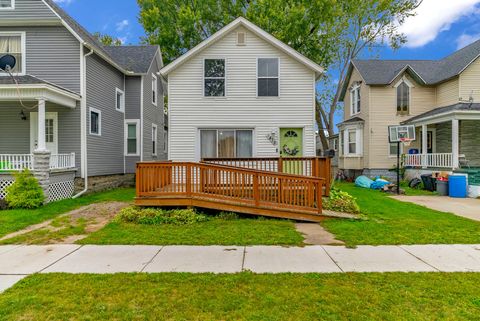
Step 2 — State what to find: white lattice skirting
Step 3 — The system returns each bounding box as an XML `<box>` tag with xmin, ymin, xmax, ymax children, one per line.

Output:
<box><xmin>0</xmin><ymin>178</ymin><xmax>14</xmax><ymax>199</ymax></box>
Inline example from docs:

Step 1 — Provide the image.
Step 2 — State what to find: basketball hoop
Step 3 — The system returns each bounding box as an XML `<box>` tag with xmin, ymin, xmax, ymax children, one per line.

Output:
<box><xmin>400</xmin><ymin>138</ymin><xmax>412</xmax><ymax>147</ymax></box>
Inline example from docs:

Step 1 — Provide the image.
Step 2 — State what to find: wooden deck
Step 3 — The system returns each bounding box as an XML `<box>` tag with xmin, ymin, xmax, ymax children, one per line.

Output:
<box><xmin>135</xmin><ymin>158</ymin><xmax>331</xmax><ymax>222</ymax></box>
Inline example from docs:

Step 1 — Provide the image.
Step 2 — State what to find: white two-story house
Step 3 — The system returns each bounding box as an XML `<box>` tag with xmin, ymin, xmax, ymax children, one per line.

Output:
<box><xmin>160</xmin><ymin>17</ymin><xmax>323</xmax><ymax>161</ymax></box>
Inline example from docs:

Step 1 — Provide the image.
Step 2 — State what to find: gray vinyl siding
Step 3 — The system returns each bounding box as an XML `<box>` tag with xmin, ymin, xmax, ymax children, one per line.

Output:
<box><xmin>86</xmin><ymin>53</ymin><xmax>125</xmax><ymax>176</ymax></box>
<box><xmin>0</xmin><ymin>102</ymin><xmax>81</xmax><ymax>176</ymax></box>
<box><xmin>0</xmin><ymin>26</ymin><xmax>81</xmax><ymax>94</ymax></box>
<box><xmin>0</xmin><ymin>0</ymin><xmax>58</xmax><ymax>23</ymax></box>
<box><xmin>125</xmin><ymin>75</ymin><xmax>141</xmax><ymax>173</ymax></box>
<box><xmin>142</xmin><ymin>51</ymin><xmax>166</xmax><ymax>161</ymax></box>
<box><xmin>460</xmin><ymin>120</ymin><xmax>480</xmax><ymax>166</ymax></box>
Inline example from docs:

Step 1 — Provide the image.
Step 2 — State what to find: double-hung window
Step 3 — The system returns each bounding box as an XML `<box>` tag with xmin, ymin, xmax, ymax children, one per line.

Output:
<box><xmin>125</xmin><ymin>120</ymin><xmax>140</xmax><ymax>156</ymax></box>
<box><xmin>115</xmin><ymin>88</ymin><xmax>125</xmax><ymax>112</ymax></box>
<box><xmin>0</xmin><ymin>0</ymin><xmax>14</xmax><ymax>10</ymax></box>
<box><xmin>257</xmin><ymin>58</ymin><xmax>279</xmax><ymax>96</ymax></box>
<box><xmin>152</xmin><ymin>124</ymin><xmax>158</xmax><ymax>156</ymax></box>
<box><xmin>152</xmin><ymin>74</ymin><xmax>158</xmax><ymax>106</ymax></box>
<box><xmin>89</xmin><ymin>108</ymin><xmax>101</xmax><ymax>136</ymax></box>
<box><xmin>350</xmin><ymin>83</ymin><xmax>360</xmax><ymax>115</ymax></box>
<box><xmin>0</xmin><ymin>32</ymin><xmax>24</xmax><ymax>74</ymax></box>
<box><xmin>200</xmin><ymin>129</ymin><xmax>253</xmax><ymax>159</ymax></box>
<box><xmin>348</xmin><ymin>130</ymin><xmax>357</xmax><ymax>154</ymax></box>
<box><xmin>341</xmin><ymin>127</ymin><xmax>362</xmax><ymax>156</ymax></box>
<box><xmin>204</xmin><ymin>59</ymin><xmax>225</xmax><ymax>97</ymax></box>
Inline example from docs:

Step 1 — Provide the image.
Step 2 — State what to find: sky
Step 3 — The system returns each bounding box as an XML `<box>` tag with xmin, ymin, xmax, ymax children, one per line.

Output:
<box><xmin>54</xmin><ymin>0</ymin><xmax>480</xmax><ymax>128</ymax></box>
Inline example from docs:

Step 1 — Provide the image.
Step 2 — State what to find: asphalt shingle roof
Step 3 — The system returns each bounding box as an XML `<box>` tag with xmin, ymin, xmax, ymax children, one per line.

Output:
<box><xmin>103</xmin><ymin>46</ymin><xmax>159</xmax><ymax>74</ymax></box>
<box><xmin>43</xmin><ymin>0</ymin><xmax>160</xmax><ymax>74</ymax></box>
<box><xmin>402</xmin><ymin>103</ymin><xmax>480</xmax><ymax>124</ymax></box>
<box><xmin>0</xmin><ymin>74</ymin><xmax>80</xmax><ymax>95</ymax></box>
<box><xmin>338</xmin><ymin>116</ymin><xmax>364</xmax><ymax>126</ymax></box>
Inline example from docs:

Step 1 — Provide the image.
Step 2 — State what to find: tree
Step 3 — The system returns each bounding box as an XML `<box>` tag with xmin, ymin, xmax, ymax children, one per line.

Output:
<box><xmin>93</xmin><ymin>32</ymin><xmax>123</xmax><ymax>46</ymax></box>
<box><xmin>138</xmin><ymin>0</ymin><xmax>421</xmax><ymax>149</ymax></box>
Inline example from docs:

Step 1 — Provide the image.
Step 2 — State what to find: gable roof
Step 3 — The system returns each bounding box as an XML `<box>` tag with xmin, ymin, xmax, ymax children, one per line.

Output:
<box><xmin>340</xmin><ymin>38</ymin><xmax>480</xmax><ymax>101</ymax></box>
<box><xmin>103</xmin><ymin>46</ymin><xmax>160</xmax><ymax>74</ymax></box>
<box><xmin>42</xmin><ymin>0</ymin><xmax>160</xmax><ymax>75</ymax></box>
<box><xmin>160</xmin><ymin>17</ymin><xmax>324</xmax><ymax>79</ymax></box>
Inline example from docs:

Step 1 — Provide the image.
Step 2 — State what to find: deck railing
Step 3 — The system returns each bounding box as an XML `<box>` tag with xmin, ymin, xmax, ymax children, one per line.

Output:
<box><xmin>0</xmin><ymin>153</ymin><xmax>75</xmax><ymax>171</ymax></box>
<box><xmin>404</xmin><ymin>153</ymin><xmax>453</xmax><ymax>169</ymax></box>
<box><xmin>136</xmin><ymin>162</ymin><xmax>326</xmax><ymax>215</ymax></box>
<box><xmin>202</xmin><ymin>157</ymin><xmax>331</xmax><ymax>196</ymax></box>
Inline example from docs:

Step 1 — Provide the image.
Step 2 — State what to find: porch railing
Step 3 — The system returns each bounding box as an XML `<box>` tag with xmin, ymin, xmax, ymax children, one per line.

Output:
<box><xmin>404</xmin><ymin>153</ymin><xmax>453</xmax><ymax>169</ymax></box>
<box><xmin>0</xmin><ymin>153</ymin><xmax>76</xmax><ymax>171</ymax></box>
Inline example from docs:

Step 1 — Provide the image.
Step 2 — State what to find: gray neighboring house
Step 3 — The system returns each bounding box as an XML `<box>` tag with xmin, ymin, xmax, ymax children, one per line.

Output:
<box><xmin>0</xmin><ymin>0</ymin><xmax>167</xmax><ymax>202</ymax></box>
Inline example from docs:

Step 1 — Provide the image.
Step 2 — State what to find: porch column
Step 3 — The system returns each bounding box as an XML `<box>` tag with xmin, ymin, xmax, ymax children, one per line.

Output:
<box><xmin>421</xmin><ymin>124</ymin><xmax>428</xmax><ymax>168</ymax></box>
<box><xmin>36</xmin><ymin>98</ymin><xmax>47</xmax><ymax>152</ymax></box>
<box><xmin>452</xmin><ymin>119</ymin><xmax>459</xmax><ymax>169</ymax></box>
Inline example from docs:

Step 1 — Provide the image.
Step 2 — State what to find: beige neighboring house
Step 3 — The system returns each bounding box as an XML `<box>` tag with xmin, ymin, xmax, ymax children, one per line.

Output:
<box><xmin>338</xmin><ymin>40</ymin><xmax>480</xmax><ymax>179</ymax></box>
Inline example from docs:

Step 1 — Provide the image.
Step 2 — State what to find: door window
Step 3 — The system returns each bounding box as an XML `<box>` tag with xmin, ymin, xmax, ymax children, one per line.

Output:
<box><xmin>280</xmin><ymin>128</ymin><xmax>303</xmax><ymax>157</ymax></box>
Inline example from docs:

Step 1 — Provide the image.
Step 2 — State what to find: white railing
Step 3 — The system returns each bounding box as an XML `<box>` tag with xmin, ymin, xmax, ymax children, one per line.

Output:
<box><xmin>0</xmin><ymin>153</ymin><xmax>75</xmax><ymax>171</ymax></box>
<box><xmin>404</xmin><ymin>153</ymin><xmax>453</xmax><ymax>168</ymax></box>
<box><xmin>50</xmin><ymin>153</ymin><xmax>76</xmax><ymax>170</ymax></box>
<box><xmin>0</xmin><ymin>154</ymin><xmax>33</xmax><ymax>171</ymax></box>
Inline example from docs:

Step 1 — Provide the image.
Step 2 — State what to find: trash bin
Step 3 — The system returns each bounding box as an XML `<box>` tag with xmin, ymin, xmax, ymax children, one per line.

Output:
<box><xmin>436</xmin><ymin>179</ymin><xmax>449</xmax><ymax>196</ymax></box>
<box><xmin>421</xmin><ymin>174</ymin><xmax>437</xmax><ymax>192</ymax></box>
<box><xmin>449</xmin><ymin>175</ymin><xmax>467</xmax><ymax>198</ymax></box>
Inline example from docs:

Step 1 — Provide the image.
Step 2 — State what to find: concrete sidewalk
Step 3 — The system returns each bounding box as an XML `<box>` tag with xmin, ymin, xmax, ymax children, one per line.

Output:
<box><xmin>1</xmin><ymin>244</ymin><xmax>480</xmax><ymax>292</ymax></box>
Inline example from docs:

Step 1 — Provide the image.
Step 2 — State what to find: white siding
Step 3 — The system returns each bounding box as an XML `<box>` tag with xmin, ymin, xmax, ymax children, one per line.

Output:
<box><xmin>168</xmin><ymin>26</ymin><xmax>316</xmax><ymax>161</ymax></box>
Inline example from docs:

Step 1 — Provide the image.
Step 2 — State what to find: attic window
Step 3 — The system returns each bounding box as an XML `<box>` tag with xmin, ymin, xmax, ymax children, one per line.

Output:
<box><xmin>0</xmin><ymin>0</ymin><xmax>14</xmax><ymax>9</ymax></box>
<box><xmin>396</xmin><ymin>80</ymin><xmax>411</xmax><ymax>115</ymax></box>
<box><xmin>237</xmin><ymin>32</ymin><xmax>246</xmax><ymax>46</ymax></box>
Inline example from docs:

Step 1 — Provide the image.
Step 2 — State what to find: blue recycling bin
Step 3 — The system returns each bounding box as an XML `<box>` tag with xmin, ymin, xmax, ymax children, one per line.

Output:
<box><xmin>449</xmin><ymin>175</ymin><xmax>467</xmax><ymax>198</ymax></box>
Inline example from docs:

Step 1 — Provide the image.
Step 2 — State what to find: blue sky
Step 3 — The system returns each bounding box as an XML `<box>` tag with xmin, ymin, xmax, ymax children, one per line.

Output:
<box><xmin>54</xmin><ymin>0</ymin><xmax>480</xmax><ymax>128</ymax></box>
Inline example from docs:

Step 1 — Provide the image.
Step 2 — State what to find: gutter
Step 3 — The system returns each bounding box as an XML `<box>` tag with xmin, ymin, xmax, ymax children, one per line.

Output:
<box><xmin>73</xmin><ymin>45</ymin><xmax>94</xmax><ymax>199</ymax></box>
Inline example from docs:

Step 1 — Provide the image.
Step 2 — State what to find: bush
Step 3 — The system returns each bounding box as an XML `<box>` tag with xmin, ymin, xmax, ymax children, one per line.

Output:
<box><xmin>324</xmin><ymin>188</ymin><xmax>360</xmax><ymax>214</ymax></box>
<box><xmin>0</xmin><ymin>198</ymin><xmax>9</xmax><ymax>210</ymax></box>
<box><xmin>216</xmin><ymin>212</ymin><xmax>239</xmax><ymax>221</ymax></box>
<box><xmin>5</xmin><ymin>169</ymin><xmax>44</xmax><ymax>209</ymax></box>
<box><xmin>116</xmin><ymin>206</ymin><xmax>210</xmax><ymax>225</ymax></box>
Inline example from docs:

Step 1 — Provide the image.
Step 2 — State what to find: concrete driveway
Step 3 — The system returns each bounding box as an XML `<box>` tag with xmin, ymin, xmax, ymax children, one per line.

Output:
<box><xmin>392</xmin><ymin>196</ymin><xmax>480</xmax><ymax>221</ymax></box>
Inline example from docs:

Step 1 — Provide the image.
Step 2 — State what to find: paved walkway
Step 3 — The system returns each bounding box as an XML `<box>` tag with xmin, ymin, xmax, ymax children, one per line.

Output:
<box><xmin>1</xmin><ymin>244</ymin><xmax>480</xmax><ymax>292</ymax></box>
<box><xmin>392</xmin><ymin>195</ymin><xmax>480</xmax><ymax>221</ymax></box>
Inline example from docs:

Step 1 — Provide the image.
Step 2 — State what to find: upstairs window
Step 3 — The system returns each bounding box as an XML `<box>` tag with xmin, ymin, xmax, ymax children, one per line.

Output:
<box><xmin>125</xmin><ymin>120</ymin><xmax>140</xmax><ymax>156</ymax></box>
<box><xmin>396</xmin><ymin>81</ymin><xmax>410</xmax><ymax>115</ymax></box>
<box><xmin>152</xmin><ymin>124</ymin><xmax>158</xmax><ymax>156</ymax></box>
<box><xmin>115</xmin><ymin>88</ymin><xmax>125</xmax><ymax>112</ymax></box>
<box><xmin>258</xmin><ymin>58</ymin><xmax>279</xmax><ymax>97</ymax></box>
<box><xmin>0</xmin><ymin>32</ymin><xmax>24</xmax><ymax>74</ymax></box>
<box><xmin>152</xmin><ymin>74</ymin><xmax>158</xmax><ymax>106</ymax></box>
<box><xmin>0</xmin><ymin>0</ymin><xmax>14</xmax><ymax>9</ymax></box>
<box><xmin>350</xmin><ymin>83</ymin><xmax>361</xmax><ymax>115</ymax></box>
<box><xmin>204</xmin><ymin>59</ymin><xmax>225</xmax><ymax>97</ymax></box>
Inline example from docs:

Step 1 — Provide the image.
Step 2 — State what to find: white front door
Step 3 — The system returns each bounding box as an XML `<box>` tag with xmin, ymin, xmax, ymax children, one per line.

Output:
<box><xmin>30</xmin><ymin>112</ymin><xmax>58</xmax><ymax>154</ymax></box>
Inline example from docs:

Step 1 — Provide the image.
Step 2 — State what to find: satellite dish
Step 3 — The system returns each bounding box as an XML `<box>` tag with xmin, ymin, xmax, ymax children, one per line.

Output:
<box><xmin>0</xmin><ymin>54</ymin><xmax>16</xmax><ymax>72</ymax></box>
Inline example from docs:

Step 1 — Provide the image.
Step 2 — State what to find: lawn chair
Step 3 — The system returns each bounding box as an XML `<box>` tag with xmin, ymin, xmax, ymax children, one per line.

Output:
<box><xmin>459</xmin><ymin>154</ymin><xmax>470</xmax><ymax>169</ymax></box>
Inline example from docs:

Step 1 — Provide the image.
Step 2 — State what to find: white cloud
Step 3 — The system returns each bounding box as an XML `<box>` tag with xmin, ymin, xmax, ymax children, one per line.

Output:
<box><xmin>116</xmin><ymin>20</ymin><xmax>129</xmax><ymax>32</ymax></box>
<box><xmin>456</xmin><ymin>33</ymin><xmax>480</xmax><ymax>49</ymax></box>
<box><xmin>398</xmin><ymin>0</ymin><xmax>480</xmax><ymax>47</ymax></box>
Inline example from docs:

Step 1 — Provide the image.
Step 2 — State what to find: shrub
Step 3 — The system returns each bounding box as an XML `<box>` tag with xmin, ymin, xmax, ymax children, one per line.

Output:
<box><xmin>116</xmin><ymin>206</ymin><xmax>210</xmax><ymax>225</ymax></box>
<box><xmin>5</xmin><ymin>169</ymin><xmax>44</xmax><ymax>209</ymax></box>
<box><xmin>0</xmin><ymin>198</ymin><xmax>9</xmax><ymax>210</ymax></box>
<box><xmin>324</xmin><ymin>188</ymin><xmax>360</xmax><ymax>214</ymax></box>
<box><xmin>216</xmin><ymin>212</ymin><xmax>239</xmax><ymax>221</ymax></box>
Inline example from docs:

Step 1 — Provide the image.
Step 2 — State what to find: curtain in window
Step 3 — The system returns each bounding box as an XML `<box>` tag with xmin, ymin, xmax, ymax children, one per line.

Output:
<box><xmin>0</xmin><ymin>36</ymin><xmax>22</xmax><ymax>72</ymax></box>
<box><xmin>201</xmin><ymin>130</ymin><xmax>217</xmax><ymax>158</ymax></box>
<box><xmin>236</xmin><ymin>130</ymin><xmax>253</xmax><ymax>157</ymax></box>
<box><xmin>218</xmin><ymin>130</ymin><xmax>235</xmax><ymax>158</ymax></box>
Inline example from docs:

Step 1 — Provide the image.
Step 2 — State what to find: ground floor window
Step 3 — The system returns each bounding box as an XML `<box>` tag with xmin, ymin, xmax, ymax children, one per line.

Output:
<box><xmin>340</xmin><ymin>126</ymin><xmax>362</xmax><ymax>156</ymax></box>
<box><xmin>152</xmin><ymin>124</ymin><xmax>158</xmax><ymax>156</ymax></box>
<box><xmin>89</xmin><ymin>108</ymin><xmax>101</xmax><ymax>136</ymax></box>
<box><xmin>125</xmin><ymin>120</ymin><xmax>140</xmax><ymax>156</ymax></box>
<box><xmin>200</xmin><ymin>129</ymin><xmax>253</xmax><ymax>158</ymax></box>
<box><xmin>348</xmin><ymin>130</ymin><xmax>357</xmax><ymax>154</ymax></box>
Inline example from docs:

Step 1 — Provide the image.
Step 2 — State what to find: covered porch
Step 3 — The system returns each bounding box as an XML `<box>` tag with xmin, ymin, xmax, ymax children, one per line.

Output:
<box><xmin>0</xmin><ymin>76</ymin><xmax>81</xmax><ymax>202</ymax></box>
<box><xmin>402</xmin><ymin>103</ymin><xmax>480</xmax><ymax>170</ymax></box>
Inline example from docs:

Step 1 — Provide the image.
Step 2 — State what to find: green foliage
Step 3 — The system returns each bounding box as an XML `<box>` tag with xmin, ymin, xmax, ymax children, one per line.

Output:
<box><xmin>324</xmin><ymin>187</ymin><xmax>360</xmax><ymax>214</ymax></box>
<box><xmin>116</xmin><ymin>206</ymin><xmax>210</xmax><ymax>225</ymax></box>
<box><xmin>216</xmin><ymin>212</ymin><xmax>239</xmax><ymax>221</ymax></box>
<box><xmin>93</xmin><ymin>32</ymin><xmax>123</xmax><ymax>46</ymax></box>
<box><xmin>5</xmin><ymin>169</ymin><xmax>44</xmax><ymax>209</ymax></box>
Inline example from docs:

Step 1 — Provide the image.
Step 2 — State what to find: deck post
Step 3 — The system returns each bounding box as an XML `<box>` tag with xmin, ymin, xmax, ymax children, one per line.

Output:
<box><xmin>317</xmin><ymin>181</ymin><xmax>323</xmax><ymax>215</ymax></box>
<box><xmin>253</xmin><ymin>173</ymin><xmax>260</xmax><ymax>207</ymax></box>
<box><xmin>36</xmin><ymin>98</ymin><xmax>47</xmax><ymax>152</ymax></box>
<box><xmin>278</xmin><ymin>157</ymin><xmax>283</xmax><ymax>173</ymax></box>
<box><xmin>186</xmin><ymin>163</ymin><xmax>192</xmax><ymax>196</ymax></box>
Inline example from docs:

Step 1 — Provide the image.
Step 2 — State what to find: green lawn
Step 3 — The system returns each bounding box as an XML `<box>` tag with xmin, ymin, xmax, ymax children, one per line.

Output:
<box><xmin>0</xmin><ymin>188</ymin><xmax>134</xmax><ymax>238</ymax></box>
<box><xmin>80</xmin><ymin>218</ymin><xmax>304</xmax><ymax>246</ymax></box>
<box><xmin>1</xmin><ymin>273</ymin><xmax>479</xmax><ymax>320</ymax></box>
<box><xmin>322</xmin><ymin>183</ymin><xmax>480</xmax><ymax>246</ymax></box>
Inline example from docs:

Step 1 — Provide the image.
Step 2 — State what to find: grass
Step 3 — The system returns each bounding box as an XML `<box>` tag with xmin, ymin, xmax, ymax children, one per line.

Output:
<box><xmin>80</xmin><ymin>217</ymin><xmax>304</xmax><ymax>246</ymax></box>
<box><xmin>322</xmin><ymin>183</ymin><xmax>480</xmax><ymax>246</ymax></box>
<box><xmin>0</xmin><ymin>188</ymin><xmax>134</xmax><ymax>238</ymax></box>
<box><xmin>1</xmin><ymin>273</ymin><xmax>479</xmax><ymax>320</ymax></box>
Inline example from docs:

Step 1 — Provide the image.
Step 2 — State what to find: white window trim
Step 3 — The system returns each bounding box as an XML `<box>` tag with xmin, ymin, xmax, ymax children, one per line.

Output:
<box><xmin>388</xmin><ymin>142</ymin><xmax>403</xmax><ymax>157</ymax></box>
<box><xmin>256</xmin><ymin>57</ymin><xmax>280</xmax><ymax>98</ymax></box>
<box><xmin>341</xmin><ymin>126</ymin><xmax>363</xmax><ymax>157</ymax></box>
<box><xmin>394</xmin><ymin>77</ymin><xmax>413</xmax><ymax>115</ymax></box>
<box><xmin>124</xmin><ymin>119</ymin><xmax>140</xmax><ymax>156</ymax></box>
<box><xmin>236</xmin><ymin>31</ymin><xmax>246</xmax><ymax>46</ymax></box>
<box><xmin>350</xmin><ymin>83</ymin><xmax>361</xmax><ymax>116</ymax></box>
<box><xmin>152</xmin><ymin>74</ymin><xmax>158</xmax><ymax>106</ymax></box>
<box><xmin>89</xmin><ymin>107</ymin><xmax>102</xmax><ymax>136</ymax></box>
<box><xmin>152</xmin><ymin>123</ymin><xmax>158</xmax><ymax>156</ymax></box>
<box><xmin>0</xmin><ymin>0</ymin><xmax>14</xmax><ymax>10</ymax></box>
<box><xmin>115</xmin><ymin>88</ymin><xmax>125</xmax><ymax>112</ymax></box>
<box><xmin>0</xmin><ymin>31</ymin><xmax>26</xmax><ymax>76</ymax></box>
<box><xmin>198</xmin><ymin>128</ymin><xmax>254</xmax><ymax>159</ymax></box>
<box><xmin>163</xmin><ymin>129</ymin><xmax>168</xmax><ymax>154</ymax></box>
<box><xmin>203</xmin><ymin>58</ymin><xmax>227</xmax><ymax>98</ymax></box>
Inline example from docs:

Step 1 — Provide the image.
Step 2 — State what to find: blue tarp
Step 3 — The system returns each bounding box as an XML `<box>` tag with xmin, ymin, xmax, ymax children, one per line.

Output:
<box><xmin>371</xmin><ymin>179</ymin><xmax>390</xmax><ymax>190</ymax></box>
<box><xmin>355</xmin><ymin>176</ymin><xmax>373</xmax><ymax>189</ymax></box>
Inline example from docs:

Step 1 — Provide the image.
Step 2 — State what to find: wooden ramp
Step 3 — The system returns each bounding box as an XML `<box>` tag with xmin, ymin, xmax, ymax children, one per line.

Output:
<box><xmin>135</xmin><ymin>158</ymin><xmax>330</xmax><ymax>222</ymax></box>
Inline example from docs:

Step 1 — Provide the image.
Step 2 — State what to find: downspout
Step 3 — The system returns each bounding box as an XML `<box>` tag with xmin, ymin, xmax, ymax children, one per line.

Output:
<box><xmin>73</xmin><ymin>46</ymin><xmax>94</xmax><ymax>198</ymax></box>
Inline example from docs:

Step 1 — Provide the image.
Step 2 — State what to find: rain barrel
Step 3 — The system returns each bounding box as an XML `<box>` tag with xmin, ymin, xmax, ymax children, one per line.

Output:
<box><xmin>449</xmin><ymin>175</ymin><xmax>467</xmax><ymax>198</ymax></box>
